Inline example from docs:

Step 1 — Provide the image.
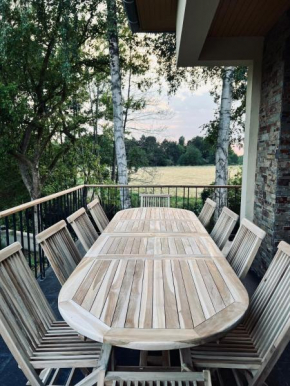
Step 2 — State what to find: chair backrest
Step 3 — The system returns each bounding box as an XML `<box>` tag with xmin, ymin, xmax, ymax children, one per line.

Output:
<box><xmin>245</xmin><ymin>241</ymin><xmax>290</xmax><ymax>364</ymax></box>
<box><xmin>87</xmin><ymin>197</ymin><xmax>109</xmax><ymax>233</ymax></box>
<box><xmin>36</xmin><ymin>220</ymin><xmax>82</xmax><ymax>285</ymax></box>
<box><xmin>0</xmin><ymin>242</ymin><xmax>55</xmax><ymax>385</ymax></box>
<box><xmin>67</xmin><ymin>207</ymin><xmax>98</xmax><ymax>252</ymax></box>
<box><xmin>104</xmin><ymin>370</ymin><xmax>212</xmax><ymax>386</ymax></box>
<box><xmin>198</xmin><ymin>198</ymin><xmax>216</xmax><ymax>227</ymax></box>
<box><xmin>140</xmin><ymin>194</ymin><xmax>171</xmax><ymax>208</ymax></box>
<box><xmin>210</xmin><ymin>207</ymin><xmax>239</xmax><ymax>250</ymax></box>
<box><xmin>225</xmin><ymin>218</ymin><xmax>266</xmax><ymax>279</ymax></box>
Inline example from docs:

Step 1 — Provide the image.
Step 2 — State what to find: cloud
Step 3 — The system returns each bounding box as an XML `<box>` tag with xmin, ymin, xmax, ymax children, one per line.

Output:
<box><xmin>156</xmin><ymin>85</ymin><xmax>216</xmax><ymax>141</ymax></box>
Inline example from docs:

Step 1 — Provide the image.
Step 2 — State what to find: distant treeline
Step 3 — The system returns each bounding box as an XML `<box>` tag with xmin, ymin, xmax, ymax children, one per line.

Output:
<box><xmin>126</xmin><ymin>135</ymin><xmax>243</xmax><ymax>169</ymax></box>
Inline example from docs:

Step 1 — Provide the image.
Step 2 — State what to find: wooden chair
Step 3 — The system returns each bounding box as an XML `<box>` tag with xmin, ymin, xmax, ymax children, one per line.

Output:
<box><xmin>198</xmin><ymin>198</ymin><xmax>216</xmax><ymax>227</ymax></box>
<box><xmin>67</xmin><ymin>207</ymin><xmax>98</xmax><ymax>252</ymax></box>
<box><xmin>36</xmin><ymin>220</ymin><xmax>82</xmax><ymax>285</ymax></box>
<box><xmin>87</xmin><ymin>197</ymin><xmax>109</xmax><ymax>233</ymax></box>
<box><xmin>182</xmin><ymin>240</ymin><xmax>290</xmax><ymax>386</ymax></box>
<box><xmin>0</xmin><ymin>242</ymin><xmax>110</xmax><ymax>386</ymax></box>
<box><xmin>140</xmin><ymin>194</ymin><xmax>171</xmax><ymax>207</ymax></box>
<box><xmin>225</xmin><ymin>218</ymin><xmax>266</xmax><ymax>279</ymax></box>
<box><xmin>210</xmin><ymin>207</ymin><xmax>239</xmax><ymax>250</ymax></box>
<box><xmin>104</xmin><ymin>371</ymin><xmax>212</xmax><ymax>386</ymax></box>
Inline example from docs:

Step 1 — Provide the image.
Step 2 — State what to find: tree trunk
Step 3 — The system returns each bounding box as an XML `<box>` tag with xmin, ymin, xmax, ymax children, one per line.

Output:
<box><xmin>17</xmin><ymin>160</ymin><xmax>42</xmax><ymax>235</ymax></box>
<box><xmin>18</xmin><ymin>160</ymin><xmax>41</xmax><ymax>201</ymax></box>
<box><xmin>123</xmin><ymin>47</ymin><xmax>132</xmax><ymax>133</ymax></box>
<box><xmin>215</xmin><ymin>67</ymin><xmax>234</xmax><ymax>219</ymax></box>
<box><xmin>106</xmin><ymin>0</ymin><xmax>131</xmax><ymax>209</ymax></box>
<box><xmin>111</xmin><ymin>140</ymin><xmax>116</xmax><ymax>181</ymax></box>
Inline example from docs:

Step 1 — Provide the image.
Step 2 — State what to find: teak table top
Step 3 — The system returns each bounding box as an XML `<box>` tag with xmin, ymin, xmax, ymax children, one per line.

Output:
<box><xmin>59</xmin><ymin>207</ymin><xmax>249</xmax><ymax>350</ymax></box>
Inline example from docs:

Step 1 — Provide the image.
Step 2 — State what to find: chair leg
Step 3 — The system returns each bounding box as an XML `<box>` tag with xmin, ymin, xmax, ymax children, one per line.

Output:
<box><xmin>179</xmin><ymin>348</ymin><xmax>195</xmax><ymax>372</ymax></box>
<box><xmin>65</xmin><ymin>368</ymin><xmax>76</xmax><ymax>386</ymax></box>
<box><xmin>139</xmin><ymin>351</ymin><xmax>148</xmax><ymax>366</ymax></box>
<box><xmin>232</xmin><ymin>369</ymin><xmax>244</xmax><ymax>386</ymax></box>
<box><xmin>97</xmin><ymin>369</ymin><xmax>106</xmax><ymax>386</ymax></box>
<box><xmin>204</xmin><ymin>370</ymin><xmax>213</xmax><ymax>386</ymax></box>
<box><xmin>75</xmin><ymin>344</ymin><xmax>112</xmax><ymax>386</ymax></box>
<box><xmin>162</xmin><ymin>351</ymin><xmax>170</xmax><ymax>367</ymax></box>
<box><xmin>75</xmin><ymin>366</ymin><xmax>105</xmax><ymax>386</ymax></box>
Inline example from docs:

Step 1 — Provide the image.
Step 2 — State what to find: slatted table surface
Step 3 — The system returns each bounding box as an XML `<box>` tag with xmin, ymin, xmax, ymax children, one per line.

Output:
<box><xmin>59</xmin><ymin>208</ymin><xmax>249</xmax><ymax>350</ymax></box>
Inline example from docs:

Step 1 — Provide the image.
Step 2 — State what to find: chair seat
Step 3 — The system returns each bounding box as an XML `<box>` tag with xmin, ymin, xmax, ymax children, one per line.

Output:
<box><xmin>30</xmin><ymin>321</ymin><xmax>102</xmax><ymax>369</ymax></box>
<box><xmin>190</xmin><ymin>325</ymin><xmax>262</xmax><ymax>369</ymax></box>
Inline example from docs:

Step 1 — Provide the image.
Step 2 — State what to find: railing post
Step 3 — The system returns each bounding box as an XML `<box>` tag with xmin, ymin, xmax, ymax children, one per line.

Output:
<box><xmin>82</xmin><ymin>186</ymin><xmax>88</xmax><ymax>208</ymax></box>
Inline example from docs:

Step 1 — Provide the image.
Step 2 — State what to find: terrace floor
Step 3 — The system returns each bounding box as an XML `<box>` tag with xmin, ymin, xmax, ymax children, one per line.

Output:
<box><xmin>0</xmin><ymin>267</ymin><xmax>289</xmax><ymax>386</ymax></box>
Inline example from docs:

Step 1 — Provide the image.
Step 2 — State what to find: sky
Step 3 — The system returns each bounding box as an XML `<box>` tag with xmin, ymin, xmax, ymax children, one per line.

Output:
<box><xmin>156</xmin><ymin>84</ymin><xmax>216</xmax><ymax>142</ymax></box>
<box><xmin>128</xmin><ymin>82</ymin><xmax>244</xmax><ymax>156</ymax></box>
<box><xmin>128</xmin><ymin>82</ymin><xmax>215</xmax><ymax>140</ymax></box>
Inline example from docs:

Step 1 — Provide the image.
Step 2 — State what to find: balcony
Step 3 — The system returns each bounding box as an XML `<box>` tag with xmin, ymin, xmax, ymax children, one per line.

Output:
<box><xmin>0</xmin><ymin>184</ymin><xmax>289</xmax><ymax>386</ymax></box>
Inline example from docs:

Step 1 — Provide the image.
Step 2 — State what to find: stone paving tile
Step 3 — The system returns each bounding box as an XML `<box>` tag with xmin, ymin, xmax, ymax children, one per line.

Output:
<box><xmin>0</xmin><ymin>269</ymin><xmax>289</xmax><ymax>385</ymax></box>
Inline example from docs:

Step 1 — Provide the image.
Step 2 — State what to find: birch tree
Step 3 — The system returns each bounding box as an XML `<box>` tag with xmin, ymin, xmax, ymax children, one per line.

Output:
<box><xmin>215</xmin><ymin>67</ymin><xmax>235</xmax><ymax>218</ymax></box>
<box><xmin>106</xmin><ymin>0</ymin><xmax>131</xmax><ymax>208</ymax></box>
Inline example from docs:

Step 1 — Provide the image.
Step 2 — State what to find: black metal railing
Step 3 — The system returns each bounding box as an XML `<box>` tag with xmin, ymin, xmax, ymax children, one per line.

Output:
<box><xmin>0</xmin><ymin>184</ymin><xmax>241</xmax><ymax>279</ymax></box>
<box><xmin>0</xmin><ymin>185</ymin><xmax>85</xmax><ymax>279</ymax></box>
<box><xmin>86</xmin><ymin>185</ymin><xmax>242</xmax><ymax>221</ymax></box>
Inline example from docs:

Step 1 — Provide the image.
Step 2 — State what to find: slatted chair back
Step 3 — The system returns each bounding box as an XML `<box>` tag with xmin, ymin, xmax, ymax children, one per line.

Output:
<box><xmin>67</xmin><ymin>207</ymin><xmax>98</xmax><ymax>252</ymax></box>
<box><xmin>225</xmin><ymin>218</ymin><xmax>266</xmax><ymax>279</ymax></box>
<box><xmin>140</xmin><ymin>194</ymin><xmax>171</xmax><ymax>208</ymax></box>
<box><xmin>245</xmin><ymin>241</ymin><xmax>290</xmax><ymax>364</ymax></box>
<box><xmin>210</xmin><ymin>207</ymin><xmax>239</xmax><ymax>250</ymax></box>
<box><xmin>87</xmin><ymin>197</ymin><xmax>109</xmax><ymax>233</ymax></box>
<box><xmin>36</xmin><ymin>220</ymin><xmax>82</xmax><ymax>285</ymax></box>
<box><xmin>198</xmin><ymin>198</ymin><xmax>216</xmax><ymax>227</ymax></box>
<box><xmin>0</xmin><ymin>242</ymin><xmax>55</xmax><ymax>385</ymax></box>
<box><xmin>104</xmin><ymin>370</ymin><xmax>212</xmax><ymax>386</ymax></box>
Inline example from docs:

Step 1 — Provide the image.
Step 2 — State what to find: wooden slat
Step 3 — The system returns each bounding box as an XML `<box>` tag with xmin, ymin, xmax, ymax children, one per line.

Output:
<box><xmin>171</xmin><ymin>260</ymin><xmax>193</xmax><ymax>329</ymax></box>
<box><xmin>163</xmin><ymin>260</ymin><xmax>179</xmax><ymax>329</ymax></box>
<box><xmin>80</xmin><ymin>260</ymin><xmax>112</xmax><ymax>311</ymax></box>
<box><xmin>101</xmin><ymin>260</ymin><xmax>128</xmax><ymax>326</ymax></box>
<box><xmin>139</xmin><ymin>260</ymin><xmax>154</xmax><ymax>329</ymax></box>
<box><xmin>111</xmin><ymin>260</ymin><xmax>136</xmax><ymax>328</ymax></box>
<box><xmin>125</xmin><ymin>260</ymin><xmax>145</xmax><ymax>328</ymax></box>
<box><xmin>188</xmin><ymin>260</ymin><xmax>216</xmax><ymax>319</ymax></box>
<box><xmin>179</xmin><ymin>260</ymin><xmax>205</xmax><ymax>327</ymax></box>
<box><xmin>72</xmin><ymin>260</ymin><xmax>103</xmax><ymax>305</ymax></box>
<box><xmin>90</xmin><ymin>260</ymin><xmax>120</xmax><ymax>318</ymax></box>
<box><xmin>153</xmin><ymin>260</ymin><xmax>165</xmax><ymax>328</ymax></box>
<box><xmin>197</xmin><ymin>260</ymin><xmax>225</xmax><ymax>313</ymax></box>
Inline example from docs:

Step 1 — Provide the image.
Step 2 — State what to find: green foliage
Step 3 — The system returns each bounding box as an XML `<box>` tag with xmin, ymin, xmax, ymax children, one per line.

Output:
<box><xmin>202</xmin><ymin>67</ymin><xmax>248</xmax><ymax>147</ymax></box>
<box><xmin>0</xmin><ymin>0</ymin><xmax>107</xmax><ymax>199</ymax></box>
<box><xmin>0</xmin><ymin>152</ymin><xmax>29</xmax><ymax>211</ymax></box>
<box><xmin>178</xmin><ymin>146</ymin><xmax>203</xmax><ymax>166</ymax></box>
<box><xmin>201</xmin><ymin>167</ymin><xmax>242</xmax><ymax>217</ymax></box>
<box><xmin>125</xmin><ymin>135</ymin><xmax>241</xmax><ymax>170</ymax></box>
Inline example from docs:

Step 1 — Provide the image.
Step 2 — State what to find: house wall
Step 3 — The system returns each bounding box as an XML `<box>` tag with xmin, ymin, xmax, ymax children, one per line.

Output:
<box><xmin>253</xmin><ymin>11</ymin><xmax>290</xmax><ymax>276</ymax></box>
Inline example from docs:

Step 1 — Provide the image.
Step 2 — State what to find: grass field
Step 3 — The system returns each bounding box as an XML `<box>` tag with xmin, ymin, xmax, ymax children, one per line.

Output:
<box><xmin>130</xmin><ymin>165</ymin><xmax>241</xmax><ymax>185</ymax></box>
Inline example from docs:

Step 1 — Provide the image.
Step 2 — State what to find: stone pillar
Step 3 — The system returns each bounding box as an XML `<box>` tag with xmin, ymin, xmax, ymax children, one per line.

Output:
<box><xmin>253</xmin><ymin>12</ymin><xmax>290</xmax><ymax>277</ymax></box>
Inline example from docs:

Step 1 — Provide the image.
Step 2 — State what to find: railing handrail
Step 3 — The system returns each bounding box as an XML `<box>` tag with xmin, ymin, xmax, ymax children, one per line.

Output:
<box><xmin>0</xmin><ymin>185</ymin><xmax>84</xmax><ymax>219</ymax></box>
<box><xmin>0</xmin><ymin>183</ymin><xmax>241</xmax><ymax>219</ymax></box>
<box><xmin>86</xmin><ymin>184</ymin><xmax>242</xmax><ymax>188</ymax></box>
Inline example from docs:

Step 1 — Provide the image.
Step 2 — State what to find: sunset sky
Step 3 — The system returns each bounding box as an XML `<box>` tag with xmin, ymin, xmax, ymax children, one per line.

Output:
<box><xmin>128</xmin><ymin>81</ymin><xmax>244</xmax><ymax>156</ymax></box>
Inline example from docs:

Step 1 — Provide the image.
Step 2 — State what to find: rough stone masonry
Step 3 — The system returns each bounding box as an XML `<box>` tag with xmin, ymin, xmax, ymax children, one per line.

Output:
<box><xmin>253</xmin><ymin>11</ymin><xmax>290</xmax><ymax>276</ymax></box>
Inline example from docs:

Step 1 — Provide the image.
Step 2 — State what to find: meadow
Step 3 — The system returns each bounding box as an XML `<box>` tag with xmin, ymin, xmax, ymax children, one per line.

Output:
<box><xmin>130</xmin><ymin>165</ymin><xmax>241</xmax><ymax>186</ymax></box>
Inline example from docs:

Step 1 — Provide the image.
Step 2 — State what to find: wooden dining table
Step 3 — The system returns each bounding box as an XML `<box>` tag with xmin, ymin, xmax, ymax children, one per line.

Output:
<box><xmin>58</xmin><ymin>207</ymin><xmax>249</xmax><ymax>350</ymax></box>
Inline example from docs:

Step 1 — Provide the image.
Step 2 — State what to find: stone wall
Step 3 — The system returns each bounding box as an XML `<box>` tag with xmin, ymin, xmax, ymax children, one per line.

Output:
<box><xmin>253</xmin><ymin>11</ymin><xmax>290</xmax><ymax>276</ymax></box>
